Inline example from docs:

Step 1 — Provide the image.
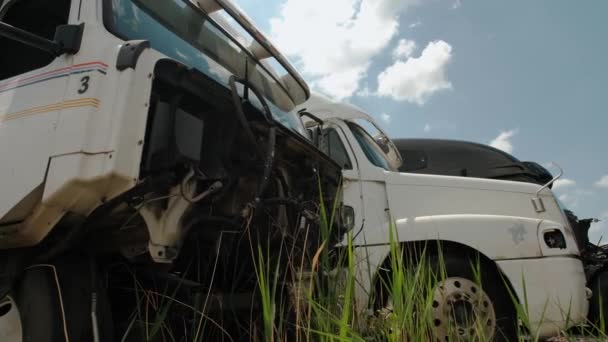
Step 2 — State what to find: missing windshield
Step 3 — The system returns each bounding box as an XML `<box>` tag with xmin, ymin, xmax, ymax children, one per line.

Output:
<box><xmin>103</xmin><ymin>0</ymin><xmax>308</xmax><ymax>136</ymax></box>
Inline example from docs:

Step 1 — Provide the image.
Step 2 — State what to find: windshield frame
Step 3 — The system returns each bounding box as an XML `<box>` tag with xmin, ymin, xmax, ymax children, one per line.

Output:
<box><xmin>102</xmin><ymin>0</ymin><xmax>309</xmax><ymax>136</ymax></box>
<box><xmin>101</xmin><ymin>0</ymin><xmax>305</xmax><ymax>107</ymax></box>
<box><xmin>346</xmin><ymin>121</ymin><xmax>397</xmax><ymax>172</ymax></box>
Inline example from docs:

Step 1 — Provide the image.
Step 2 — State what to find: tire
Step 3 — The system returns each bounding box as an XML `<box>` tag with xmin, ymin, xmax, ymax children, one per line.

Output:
<box><xmin>588</xmin><ymin>270</ymin><xmax>608</xmax><ymax>333</ymax></box>
<box><xmin>0</xmin><ymin>256</ymin><xmax>113</xmax><ymax>342</ymax></box>
<box><xmin>376</xmin><ymin>251</ymin><xmax>517</xmax><ymax>341</ymax></box>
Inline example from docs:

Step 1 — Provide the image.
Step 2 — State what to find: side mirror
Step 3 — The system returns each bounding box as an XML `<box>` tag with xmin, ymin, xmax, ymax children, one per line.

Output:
<box><xmin>0</xmin><ymin>21</ymin><xmax>83</xmax><ymax>56</ymax></box>
<box><xmin>374</xmin><ymin>135</ymin><xmax>390</xmax><ymax>154</ymax></box>
<box><xmin>298</xmin><ymin>108</ymin><xmax>325</xmax><ymax>147</ymax></box>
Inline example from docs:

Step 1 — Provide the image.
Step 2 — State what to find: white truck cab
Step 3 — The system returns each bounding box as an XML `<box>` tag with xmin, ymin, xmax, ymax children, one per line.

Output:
<box><xmin>299</xmin><ymin>94</ymin><xmax>590</xmax><ymax>340</ymax></box>
<box><xmin>0</xmin><ymin>1</ymin><xmax>342</xmax><ymax>341</ymax></box>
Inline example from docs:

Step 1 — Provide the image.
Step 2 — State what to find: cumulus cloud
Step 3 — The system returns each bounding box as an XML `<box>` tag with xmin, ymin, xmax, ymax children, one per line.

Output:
<box><xmin>452</xmin><ymin>0</ymin><xmax>462</xmax><ymax>9</ymax></box>
<box><xmin>270</xmin><ymin>0</ymin><xmax>419</xmax><ymax>100</ymax></box>
<box><xmin>393</xmin><ymin>39</ymin><xmax>417</xmax><ymax>59</ymax></box>
<box><xmin>595</xmin><ymin>175</ymin><xmax>608</xmax><ymax>189</ymax></box>
<box><xmin>377</xmin><ymin>40</ymin><xmax>453</xmax><ymax>105</ymax></box>
<box><xmin>380</xmin><ymin>113</ymin><xmax>392</xmax><ymax>124</ymax></box>
<box><xmin>357</xmin><ymin>86</ymin><xmax>372</xmax><ymax>97</ymax></box>
<box><xmin>489</xmin><ymin>129</ymin><xmax>518</xmax><ymax>154</ymax></box>
<box><xmin>409</xmin><ymin>20</ymin><xmax>422</xmax><ymax>29</ymax></box>
<box><xmin>424</xmin><ymin>124</ymin><xmax>431</xmax><ymax>132</ymax></box>
<box><xmin>553</xmin><ymin>178</ymin><xmax>576</xmax><ymax>191</ymax></box>
<box><xmin>558</xmin><ymin>188</ymin><xmax>593</xmax><ymax>210</ymax></box>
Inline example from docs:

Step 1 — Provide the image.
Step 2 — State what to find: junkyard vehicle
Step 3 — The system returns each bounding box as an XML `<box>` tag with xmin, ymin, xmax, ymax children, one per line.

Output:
<box><xmin>395</xmin><ymin>137</ymin><xmax>608</xmax><ymax>330</ymax></box>
<box><xmin>0</xmin><ymin>0</ymin><xmax>341</xmax><ymax>340</ymax></box>
<box><xmin>299</xmin><ymin>94</ymin><xmax>591</xmax><ymax>340</ymax></box>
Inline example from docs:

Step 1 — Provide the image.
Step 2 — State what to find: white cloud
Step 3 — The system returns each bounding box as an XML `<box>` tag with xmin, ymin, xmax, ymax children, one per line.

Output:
<box><xmin>393</xmin><ymin>39</ymin><xmax>417</xmax><ymax>59</ymax></box>
<box><xmin>357</xmin><ymin>86</ymin><xmax>372</xmax><ymax>97</ymax></box>
<box><xmin>380</xmin><ymin>113</ymin><xmax>392</xmax><ymax>123</ymax></box>
<box><xmin>377</xmin><ymin>40</ymin><xmax>453</xmax><ymax>105</ymax></box>
<box><xmin>452</xmin><ymin>0</ymin><xmax>462</xmax><ymax>9</ymax></box>
<box><xmin>489</xmin><ymin>129</ymin><xmax>518</xmax><ymax>154</ymax></box>
<box><xmin>424</xmin><ymin>124</ymin><xmax>431</xmax><ymax>132</ymax></box>
<box><xmin>595</xmin><ymin>175</ymin><xmax>608</xmax><ymax>189</ymax></box>
<box><xmin>409</xmin><ymin>20</ymin><xmax>421</xmax><ymax>29</ymax></box>
<box><xmin>270</xmin><ymin>0</ymin><xmax>420</xmax><ymax>100</ymax></box>
<box><xmin>558</xmin><ymin>188</ymin><xmax>593</xmax><ymax>210</ymax></box>
<box><xmin>553</xmin><ymin>178</ymin><xmax>576</xmax><ymax>191</ymax></box>
<box><xmin>314</xmin><ymin>66</ymin><xmax>367</xmax><ymax>101</ymax></box>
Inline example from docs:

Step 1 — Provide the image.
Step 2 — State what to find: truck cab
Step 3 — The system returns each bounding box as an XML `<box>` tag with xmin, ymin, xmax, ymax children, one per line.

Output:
<box><xmin>0</xmin><ymin>1</ymin><xmax>341</xmax><ymax>341</ymax></box>
<box><xmin>299</xmin><ymin>93</ymin><xmax>589</xmax><ymax>340</ymax></box>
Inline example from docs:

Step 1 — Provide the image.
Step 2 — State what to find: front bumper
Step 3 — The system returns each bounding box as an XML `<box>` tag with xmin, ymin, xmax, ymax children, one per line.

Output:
<box><xmin>496</xmin><ymin>256</ymin><xmax>589</xmax><ymax>338</ymax></box>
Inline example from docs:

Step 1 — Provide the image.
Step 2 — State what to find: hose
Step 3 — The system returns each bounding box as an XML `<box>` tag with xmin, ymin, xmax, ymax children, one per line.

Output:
<box><xmin>254</xmin><ymin>126</ymin><xmax>277</xmax><ymax>209</ymax></box>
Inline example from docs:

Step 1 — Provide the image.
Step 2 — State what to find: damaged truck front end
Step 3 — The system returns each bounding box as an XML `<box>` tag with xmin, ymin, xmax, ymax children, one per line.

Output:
<box><xmin>0</xmin><ymin>0</ymin><xmax>342</xmax><ymax>340</ymax></box>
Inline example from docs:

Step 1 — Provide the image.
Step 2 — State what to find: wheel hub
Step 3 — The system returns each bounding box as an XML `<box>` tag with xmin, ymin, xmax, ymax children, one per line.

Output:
<box><xmin>0</xmin><ymin>296</ymin><xmax>23</xmax><ymax>342</ymax></box>
<box><xmin>432</xmin><ymin>277</ymin><xmax>496</xmax><ymax>341</ymax></box>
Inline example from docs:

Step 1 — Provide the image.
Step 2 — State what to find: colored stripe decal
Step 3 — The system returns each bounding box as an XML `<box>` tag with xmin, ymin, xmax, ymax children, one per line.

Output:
<box><xmin>0</xmin><ymin>61</ymin><xmax>108</xmax><ymax>94</ymax></box>
<box><xmin>0</xmin><ymin>98</ymin><xmax>101</xmax><ymax>123</ymax></box>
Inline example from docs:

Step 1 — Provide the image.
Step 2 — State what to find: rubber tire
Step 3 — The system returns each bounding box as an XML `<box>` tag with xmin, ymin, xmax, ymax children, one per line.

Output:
<box><xmin>588</xmin><ymin>270</ymin><xmax>608</xmax><ymax>333</ymax></box>
<box><xmin>8</xmin><ymin>256</ymin><xmax>113</xmax><ymax>342</ymax></box>
<box><xmin>376</xmin><ymin>252</ymin><xmax>518</xmax><ymax>341</ymax></box>
<box><xmin>436</xmin><ymin>255</ymin><xmax>517</xmax><ymax>341</ymax></box>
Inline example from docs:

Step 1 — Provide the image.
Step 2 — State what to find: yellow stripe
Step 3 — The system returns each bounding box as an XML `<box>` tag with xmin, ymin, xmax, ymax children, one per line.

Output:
<box><xmin>0</xmin><ymin>98</ymin><xmax>100</xmax><ymax>122</ymax></box>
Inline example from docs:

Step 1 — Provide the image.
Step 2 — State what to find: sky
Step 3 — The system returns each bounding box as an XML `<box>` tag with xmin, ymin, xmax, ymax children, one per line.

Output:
<box><xmin>233</xmin><ymin>0</ymin><xmax>608</xmax><ymax>241</ymax></box>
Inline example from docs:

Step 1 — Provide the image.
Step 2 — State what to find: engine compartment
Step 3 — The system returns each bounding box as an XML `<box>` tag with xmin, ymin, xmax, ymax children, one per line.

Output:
<box><xmin>63</xmin><ymin>60</ymin><xmax>344</xmax><ymax>340</ymax></box>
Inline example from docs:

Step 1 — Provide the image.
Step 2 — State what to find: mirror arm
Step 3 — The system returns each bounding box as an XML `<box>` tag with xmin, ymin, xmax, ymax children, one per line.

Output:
<box><xmin>0</xmin><ymin>21</ymin><xmax>83</xmax><ymax>56</ymax></box>
<box><xmin>297</xmin><ymin>109</ymin><xmax>324</xmax><ymax>126</ymax></box>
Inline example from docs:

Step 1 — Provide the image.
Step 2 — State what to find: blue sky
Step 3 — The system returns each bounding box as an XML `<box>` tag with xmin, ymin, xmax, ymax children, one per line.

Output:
<box><xmin>234</xmin><ymin>0</ymin><xmax>608</xmax><ymax>240</ymax></box>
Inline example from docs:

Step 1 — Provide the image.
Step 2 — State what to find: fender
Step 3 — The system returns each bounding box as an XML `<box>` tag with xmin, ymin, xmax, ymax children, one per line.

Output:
<box><xmin>359</xmin><ymin>214</ymin><xmax>576</xmax><ymax>261</ymax></box>
<box><xmin>394</xmin><ymin>214</ymin><xmax>578</xmax><ymax>260</ymax></box>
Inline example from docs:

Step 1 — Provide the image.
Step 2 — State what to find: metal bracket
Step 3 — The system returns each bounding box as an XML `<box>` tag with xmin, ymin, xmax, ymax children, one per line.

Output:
<box><xmin>140</xmin><ymin>171</ymin><xmax>222</xmax><ymax>263</ymax></box>
<box><xmin>531</xmin><ymin>197</ymin><xmax>546</xmax><ymax>213</ymax></box>
<box><xmin>139</xmin><ymin>175</ymin><xmax>197</xmax><ymax>263</ymax></box>
<box><xmin>531</xmin><ymin>162</ymin><xmax>564</xmax><ymax>213</ymax></box>
<box><xmin>116</xmin><ymin>40</ymin><xmax>150</xmax><ymax>71</ymax></box>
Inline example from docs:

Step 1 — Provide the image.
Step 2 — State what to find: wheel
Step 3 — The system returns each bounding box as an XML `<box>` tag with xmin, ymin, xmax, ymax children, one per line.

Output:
<box><xmin>0</xmin><ymin>256</ymin><xmax>113</xmax><ymax>342</ymax></box>
<box><xmin>375</xmin><ymin>252</ymin><xmax>517</xmax><ymax>341</ymax></box>
<box><xmin>588</xmin><ymin>270</ymin><xmax>608</xmax><ymax>333</ymax></box>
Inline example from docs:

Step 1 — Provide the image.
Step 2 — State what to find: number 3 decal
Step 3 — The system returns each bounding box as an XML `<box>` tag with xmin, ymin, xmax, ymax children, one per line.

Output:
<box><xmin>78</xmin><ymin>76</ymin><xmax>90</xmax><ymax>94</ymax></box>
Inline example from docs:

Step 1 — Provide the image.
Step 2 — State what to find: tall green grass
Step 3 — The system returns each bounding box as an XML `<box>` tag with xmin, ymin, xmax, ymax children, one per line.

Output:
<box><xmin>116</xmin><ymin>188</ymin><xmax>608</xmax><ymax>342</ymax></box>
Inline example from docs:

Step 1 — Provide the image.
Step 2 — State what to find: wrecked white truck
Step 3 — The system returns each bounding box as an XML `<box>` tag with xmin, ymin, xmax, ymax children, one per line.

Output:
<box><xmin>0</xmin><ymin>0</ymin><xmax>342</xmax><ymax>341</ymax></box>
<box><xmin>299</xmin><ymin>94</ymin><xmax>591</xmax><ymax>341</ymax></box>
<box><xmin>395</xmin><ymin>137</ymin><xmax>607</xmax><ymax>332</ymax></box>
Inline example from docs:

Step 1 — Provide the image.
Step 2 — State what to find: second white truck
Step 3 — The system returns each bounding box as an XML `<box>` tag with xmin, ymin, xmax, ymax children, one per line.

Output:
<box><xmin>299</xmin><ymin>94</ymin><xmax>591</xmax><ymax>341</ymax></box>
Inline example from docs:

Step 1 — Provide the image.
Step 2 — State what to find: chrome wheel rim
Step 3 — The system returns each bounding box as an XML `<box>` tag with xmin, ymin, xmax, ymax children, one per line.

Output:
<box><xmin>0</xmin><ymin>296</ymin><xmax>23</xmax><ymax>342</ymax></box>
<box><xmin>431</xmin><ymin>277</ymin><xmax>496</xmax><ymax>341</ymax></box>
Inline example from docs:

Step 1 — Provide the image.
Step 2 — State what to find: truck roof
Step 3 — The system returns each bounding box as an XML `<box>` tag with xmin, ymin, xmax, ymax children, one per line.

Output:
<box><xmin>297</xmin><ymin>93</ymin><xmax>376</xmax><ymax>123</ymax></box>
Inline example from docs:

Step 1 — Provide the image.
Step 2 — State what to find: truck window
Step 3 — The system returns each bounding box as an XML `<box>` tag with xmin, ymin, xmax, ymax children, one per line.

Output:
<box><xmin>0</xmin><ymin>0</ymin><xmax>71</xmax><ymax>80</ymax></box>
<box><xmin>322</xmin><ymin>128</ymin><xmax>352</xmax><ymax>170</ymax></box>
<box><xmin>347</xmin><ymin>122</ymin><xmax>396</xmax><ymax>171</ymax></box>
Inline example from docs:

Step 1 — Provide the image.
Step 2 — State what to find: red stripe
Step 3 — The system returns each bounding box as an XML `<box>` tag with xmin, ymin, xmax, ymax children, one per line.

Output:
<box><xmin>0</xmin><ymin>61</ymin><xmax>108</xmax><ymax>89</ymax></box>
<box><xmin>72</xmin><ymin>61</ymin><xmax>109</xmax><ymax>68</ymax></box>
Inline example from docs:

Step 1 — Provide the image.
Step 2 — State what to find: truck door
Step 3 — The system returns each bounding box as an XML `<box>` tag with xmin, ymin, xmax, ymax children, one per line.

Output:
<box><xmin>0</xmin><ymin>0</ymin><xmax>73</xmax><ymax>223</ymax></box>
<box><xmin>319</xmin><ymin>124</ymin><xmax>365</xmax><ymax>240</ymax></box>
<box><xmin>338</xmin><ymin>119</ymin><xmax>397</xmax><ymax>246</ymax></box>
